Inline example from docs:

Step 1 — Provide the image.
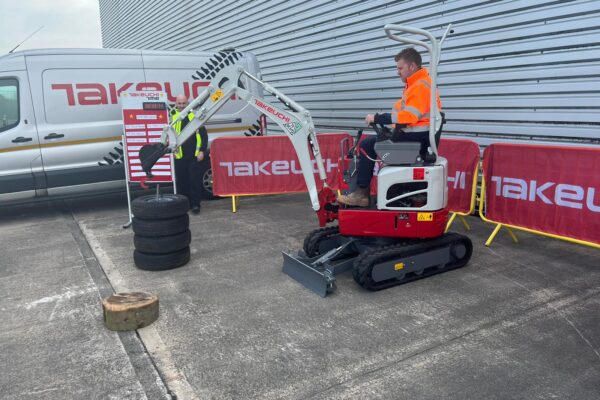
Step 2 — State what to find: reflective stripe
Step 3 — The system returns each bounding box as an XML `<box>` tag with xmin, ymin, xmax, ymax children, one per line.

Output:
<box><xmin>403</xmin><ymin>105</ymin><xmax>423</xmax><ymax>118</ymax></box>
<box><xmin>417</xmin><ymin>79</ymin><xmax>431</xmax><ymax>89</ymax></box>
<box><xmin>402</xmin><ymin>126</ymin><xmax>429</xmax><ymax>133</ymax></box>
<box><xmin>172</xmin><ymin>111</ymin><xmax>201</xmax><ymax>159</ymax></box>
<box><xmin>194</xmin><ymin>132</ymin><xmax>201</xmax><ymax>157</ymax></box>
<box><xmin>393</xmin><ymin>106</ymin><xmax>424</xmax><ymax>122</ymax></box>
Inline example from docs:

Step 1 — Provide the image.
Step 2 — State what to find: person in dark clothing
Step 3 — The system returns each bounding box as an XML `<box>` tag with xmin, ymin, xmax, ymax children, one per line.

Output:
<box><xmin>172</xmin><ymin>94</ymin><xmax>208</xmax><ymax>214</ymax></box>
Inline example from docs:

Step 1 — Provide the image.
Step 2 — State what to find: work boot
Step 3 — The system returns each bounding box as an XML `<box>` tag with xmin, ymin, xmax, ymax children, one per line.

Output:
<box><xmin>337</xmin><ymin>187</ymin><xmax>369</xmax><ymax>207</ymax></box>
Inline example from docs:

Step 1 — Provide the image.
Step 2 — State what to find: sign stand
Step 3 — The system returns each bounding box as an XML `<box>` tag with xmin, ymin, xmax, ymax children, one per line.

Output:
<box><xmin>120</xmin><ymin>91</ymin><xmax>176</xmax><ymax>228</ymax></box>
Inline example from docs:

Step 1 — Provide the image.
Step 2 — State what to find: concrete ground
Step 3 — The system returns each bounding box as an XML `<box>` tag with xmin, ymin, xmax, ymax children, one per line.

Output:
<box><xmin>1</xmin><ymin>191</ymin><xmax>599</xmax><ymax>399</ymax></box>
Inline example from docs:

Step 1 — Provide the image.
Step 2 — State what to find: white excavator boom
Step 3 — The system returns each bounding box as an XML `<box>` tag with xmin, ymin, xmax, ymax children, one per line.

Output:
<box><xmin>140</xmin><ymin>64</ymin><xmax>328</xmax><ymax>211</ymax></box>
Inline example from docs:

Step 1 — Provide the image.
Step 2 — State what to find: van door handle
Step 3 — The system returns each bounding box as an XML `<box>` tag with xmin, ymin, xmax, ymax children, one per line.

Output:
<box><xmin>12</xmin><ymin>136</ymin><xmax>33</xmax><ymax>143</ymax></box>
<box><xmin>44</xmin><ymin>133</ymin><xmax>64</xmax><ymax>140</ymax></box>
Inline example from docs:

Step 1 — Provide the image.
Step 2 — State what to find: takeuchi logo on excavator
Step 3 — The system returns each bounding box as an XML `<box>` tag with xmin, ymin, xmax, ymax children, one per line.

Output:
<box><xmin>254</xmin><ymin>99</ymin><xmax>290</xmax><ymax>124</ymax></box>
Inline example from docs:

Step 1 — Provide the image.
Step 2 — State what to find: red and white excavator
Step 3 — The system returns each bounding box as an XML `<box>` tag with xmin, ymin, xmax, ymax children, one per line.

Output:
<box><xmin>139</xmin><ymin>24</ymin><xmax>473</xmax><ymax>297</ymax></box>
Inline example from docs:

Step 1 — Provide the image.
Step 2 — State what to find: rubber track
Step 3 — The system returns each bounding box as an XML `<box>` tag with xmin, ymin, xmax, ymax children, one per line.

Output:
<box><xmin>353</xmin><ymin>232</ymin><xmax>473</xmax><ymax>291</ymax></box>
<box><xmin>302</xmin><ymin>226</ymin><xmax>340</xmax><ymax>257</ymax></box>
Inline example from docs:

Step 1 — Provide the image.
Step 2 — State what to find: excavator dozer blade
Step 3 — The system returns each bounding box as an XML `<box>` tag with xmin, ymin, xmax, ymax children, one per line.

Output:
<box><xmin>282</xmin><ymin>252</ymin><xmax>333</xmax><ymax>298</ymax></box>
<box><xmin>139</xmin><ymin>143</ymin><xmax>168</xmax><ymax>177</ymax></box>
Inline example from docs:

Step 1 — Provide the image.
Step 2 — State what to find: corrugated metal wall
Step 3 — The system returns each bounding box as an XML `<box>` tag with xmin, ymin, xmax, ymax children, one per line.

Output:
<box><xmin>100</xmin><ymin>0</ymin><xmax>600</xmax><ymax>146</ymax></box>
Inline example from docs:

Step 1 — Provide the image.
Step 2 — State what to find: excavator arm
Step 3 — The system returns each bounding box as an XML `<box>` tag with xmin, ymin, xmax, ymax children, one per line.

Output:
<box><xmin>139</xmin><ymin>65</ymin><xmax>334</xmax><ymax>215</ymax></box>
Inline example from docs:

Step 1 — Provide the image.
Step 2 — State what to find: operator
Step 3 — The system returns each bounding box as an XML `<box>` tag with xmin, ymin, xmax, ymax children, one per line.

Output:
<box><xmin>172</xmin><ymin>94</ymin><xmax>208</xmax><ymax>214</ymax></box>
<box><xmin>337</xmin><ymin>47</ymin><xmax>442</xmax><ymax>207</ymax></box>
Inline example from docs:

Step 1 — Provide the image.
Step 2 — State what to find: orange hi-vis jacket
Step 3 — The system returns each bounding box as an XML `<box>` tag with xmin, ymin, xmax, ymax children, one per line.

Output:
<box><xmin>391</xmin><ymin>68</ymin><xmax>442</xmax><ymax>132</ymax></box>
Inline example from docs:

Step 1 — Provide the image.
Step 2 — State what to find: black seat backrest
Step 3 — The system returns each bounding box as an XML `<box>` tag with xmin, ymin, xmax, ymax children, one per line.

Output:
<box><xmin>434</xmin><ymin>112</ymin><xmax>446</xmax><ymax>147</ymax></box>
<box><xmin>424</xmin><ymin>112</ymin><xmax>445</xmax><ymax>164</ymax></box>
<box><xmin>374</xmin><ymin>112</ymin><xmax>446</xmax><ymax>166</ymax></box>
<box><xmin>374</xmin><ymin>140</ymin><xmax>422</xmax><ymax>165</ymax></box>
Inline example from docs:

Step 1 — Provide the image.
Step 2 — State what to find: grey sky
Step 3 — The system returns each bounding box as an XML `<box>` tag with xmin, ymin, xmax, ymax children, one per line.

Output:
<box><xmin>0</xmin><ymin>0</ymin><xmax>102</xmax><ymax>54</ymax></box>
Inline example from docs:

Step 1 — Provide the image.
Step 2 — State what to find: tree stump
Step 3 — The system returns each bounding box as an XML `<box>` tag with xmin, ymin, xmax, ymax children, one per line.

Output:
<box><xmin>102</xmin><ymin>292</ymin><xmax>159</xmax><ymax>331</ymax></box>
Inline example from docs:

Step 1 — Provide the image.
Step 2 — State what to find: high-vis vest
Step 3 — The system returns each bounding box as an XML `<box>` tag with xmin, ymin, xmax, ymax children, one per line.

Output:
<box><xmin>391</xmin><ymin>68</ymin><xmax>442</xmax><ymax>132</ymax></box>
<box><xmin>172</xmin><ymin>111</ymin><xmax>202</xmax><ymax>159</ymax></box>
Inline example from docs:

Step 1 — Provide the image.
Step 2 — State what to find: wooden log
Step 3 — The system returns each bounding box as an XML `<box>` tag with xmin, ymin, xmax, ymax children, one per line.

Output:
<box><xmin>102</xmin><ymin>292</ymin><xmax>159</xmax><ymax>331</ymax></box>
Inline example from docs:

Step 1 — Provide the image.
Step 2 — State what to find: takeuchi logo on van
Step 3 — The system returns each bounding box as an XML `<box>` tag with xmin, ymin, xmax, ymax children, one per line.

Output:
<box><xmin>51</xmin><ymin>82</ymin><xmax>209</xmax><ymax>106</ymax></box>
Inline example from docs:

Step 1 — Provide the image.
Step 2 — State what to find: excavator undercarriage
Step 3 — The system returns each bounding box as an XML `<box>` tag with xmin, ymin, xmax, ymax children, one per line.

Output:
<box><xmin>283</xmin><ymin>227</ymin><xmax>472</xmax><ymax>297</ymax></box>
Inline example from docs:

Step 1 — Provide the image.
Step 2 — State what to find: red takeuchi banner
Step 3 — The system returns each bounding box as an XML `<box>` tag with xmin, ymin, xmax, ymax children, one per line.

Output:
<box><xmin>482</xmin><ymin>143</ymin><xmax>600</xmax><ymax>244</ymax></box>
<box><xmin>211</xmin><ymin>133</ymin><xmax>351</xmax><ymax>196</ymax></box>
<box><xmin>438</xmin><ymin>138</ymin><xmax>480</xmax><ymax>213</ymax></box>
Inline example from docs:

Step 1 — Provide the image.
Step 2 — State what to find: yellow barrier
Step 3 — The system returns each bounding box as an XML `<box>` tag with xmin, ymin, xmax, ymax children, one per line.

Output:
<box><xmin>445</xmin><ymin>161</ymin><xmax>479</xmax><ymax>233</ymax></box>
<box><xmin>229</xmin><ymin>193</ymin><xmax>290</xmax><ymax>213</ymax></box>
<box><xmin>231</xmin><ymin>195</ymin><xmax>240</xmax><ymax>213</ymax></box>
<box><xmin>478</xmin><ymin>172</ymin><xmax>600</xmax><ymax>249</ymax></box>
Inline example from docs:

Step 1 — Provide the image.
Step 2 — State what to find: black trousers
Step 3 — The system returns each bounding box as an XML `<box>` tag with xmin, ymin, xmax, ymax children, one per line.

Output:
<box><xmin>174</xmin><ymin>157</ymin><xmax>202</xmax><ymax>208</ymax></box>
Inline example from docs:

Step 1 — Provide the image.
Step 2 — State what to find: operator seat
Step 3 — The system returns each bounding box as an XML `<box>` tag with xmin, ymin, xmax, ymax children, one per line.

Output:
<box><xmin>374</xmin><ymin>112</ymin><xmax>445</xmax><ymax>166</ymax></box>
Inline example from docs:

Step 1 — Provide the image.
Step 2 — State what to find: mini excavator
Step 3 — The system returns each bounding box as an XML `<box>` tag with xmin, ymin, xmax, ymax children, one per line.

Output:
<box><xmin>139</xmin><ymin>24</ymin><xmax>472</xmax><ymax>297</ymax></box>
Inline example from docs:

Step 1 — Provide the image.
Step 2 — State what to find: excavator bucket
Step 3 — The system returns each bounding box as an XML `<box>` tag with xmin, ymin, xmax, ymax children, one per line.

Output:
<box><xmin>139</xmin><ymin>143</ymin><xmax>168</xmax><ymax>177</ymax></box>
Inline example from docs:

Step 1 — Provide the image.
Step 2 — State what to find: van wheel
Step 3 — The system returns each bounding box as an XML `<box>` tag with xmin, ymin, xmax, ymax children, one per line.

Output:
<box><xmin>198</xmin><ymin>157</ymin><xmax>218</xmax><ymax>200</ymax></box>
<box><xmin>134</xmin><ymin>247</ymin><xmax>191</xmax><ymax>271</ymax></box>
<box><xmin>134</xmin><ymin>230</ymin><xmax>191</xmax><ymax>254</ymax></box>
<box><xmin>132</xmin><ymin>194</ymin><xmax>189</xmax><ymax>219</ymax></box>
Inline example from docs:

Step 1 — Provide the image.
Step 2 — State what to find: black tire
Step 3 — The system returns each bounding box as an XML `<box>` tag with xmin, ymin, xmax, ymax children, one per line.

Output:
<box><xmin>134</xmin><ymin>246</ymin><xmax>191</xmax><ymax>271</ymax></box>
<box><xmin>134</xmin><ymin>230</ymin><xmax>191</xmax><ymax>254</ymax></box>
<box><xmin>132</xmin><ymin>194</ymin><xmax>189</xmax><ymax>219</ymax></box>
<box><xmin>198</xmin><ymin>155</ymin><xmax>218</xmax><ymax>200</ymax></box>
<box><xmin>132</xmin><ymin>214</ymin><xmax>189</xmax><ymax>237</ymax></box>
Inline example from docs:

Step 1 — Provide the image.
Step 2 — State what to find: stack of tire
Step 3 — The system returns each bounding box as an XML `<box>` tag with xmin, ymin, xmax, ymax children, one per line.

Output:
<box><xmin>131</xmin><ymin>194</ymin><xmax>192</xmax><ymax>271</ymax></box>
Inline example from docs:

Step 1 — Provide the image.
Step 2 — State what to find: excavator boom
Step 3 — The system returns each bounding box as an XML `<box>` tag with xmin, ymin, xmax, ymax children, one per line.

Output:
<box><xmin>139</xmin><ymin>65</ymin><xmax>329</xmax><ymax>211</ymax></box>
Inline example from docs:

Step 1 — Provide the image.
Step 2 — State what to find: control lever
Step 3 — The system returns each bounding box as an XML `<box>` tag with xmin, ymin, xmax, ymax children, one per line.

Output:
<box><xmin>347</xmin><ymin>129</ymin><xmax>363</xmax><ymax>157</ymax></box>
<box><xmin>370</xmin><ymin>123</ymin><xmax>393</xmax><ymax>141</ymax></box>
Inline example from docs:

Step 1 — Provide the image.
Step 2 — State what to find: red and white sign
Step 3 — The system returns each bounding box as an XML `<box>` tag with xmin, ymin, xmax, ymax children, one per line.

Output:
<box><xmin>120</xmin><ymin>91</ymin><xmax>173</xmax><ymax>183</ymax></box>
<box><xmin>482</xmin><ymin>143</ymin><xmax>600</xmax><ymax>245</ymax></box>
<box><xmin>210</xmin><ymin>133</ymin><xmax>351</xmax><ymax>195</ymax></box>
<box><xmin>438</xmin><ymin>138</ymin><xmax>480</xmax><ymax>213</ymax></box>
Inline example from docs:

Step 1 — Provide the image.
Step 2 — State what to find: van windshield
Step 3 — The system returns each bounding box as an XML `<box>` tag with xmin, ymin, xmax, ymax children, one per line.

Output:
<box><xmin>0</xmin><ymin>79</ymin><xmax>19</xmax><ymax>132</ymax></box>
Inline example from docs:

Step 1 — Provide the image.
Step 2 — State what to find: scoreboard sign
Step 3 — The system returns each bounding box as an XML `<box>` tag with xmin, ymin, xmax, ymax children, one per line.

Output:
<box><xmin>120</xmin><ymin>91</ymin><xmax>174</xmax><ymax>183</ymax></box>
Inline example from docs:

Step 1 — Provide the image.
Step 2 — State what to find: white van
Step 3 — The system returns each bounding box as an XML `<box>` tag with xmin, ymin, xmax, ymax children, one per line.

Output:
<box><xmin>0</xmin><ymin>48</ymin><xmax>265</xmax><ymax>203</ymax></box>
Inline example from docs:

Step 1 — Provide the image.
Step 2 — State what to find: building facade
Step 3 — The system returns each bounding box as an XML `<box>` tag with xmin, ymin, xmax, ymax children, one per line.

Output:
<box><xmin>99</xmin><ymin>0</ymin><xmax>600</xmax><ymax>146</ymax></box>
